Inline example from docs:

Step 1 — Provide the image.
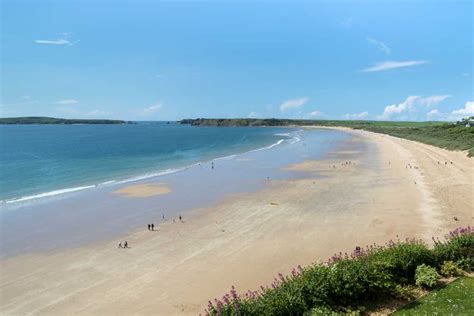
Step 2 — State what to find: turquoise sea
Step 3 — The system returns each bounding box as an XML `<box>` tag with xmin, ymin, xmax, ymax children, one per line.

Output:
<box><xmin>0</xmin><ymin>122</ymin><xmax>293</xmax><ymax>203</ymax></box>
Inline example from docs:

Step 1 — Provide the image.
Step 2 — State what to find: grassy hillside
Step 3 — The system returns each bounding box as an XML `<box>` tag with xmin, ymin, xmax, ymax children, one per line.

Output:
<box><xmin>180</xmin><ymin>118</ymin><xmax>474</xmax><ymax>156</ymax></box>
<box><xmin>0</xmin><ymin>116</ymin><xmax>127</xmax><ymax>125</ymax></box>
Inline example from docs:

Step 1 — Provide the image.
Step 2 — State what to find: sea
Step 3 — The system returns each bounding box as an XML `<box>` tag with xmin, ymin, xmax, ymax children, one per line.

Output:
<box><xmin>0</xmin><ymin>122</ymin><xmax>356</xmax><ymax>257</ymax></box>
<box><xmin>0</xmin><ymin>122</ymin><xmax>296</xmax><ymax>204</ymax></box>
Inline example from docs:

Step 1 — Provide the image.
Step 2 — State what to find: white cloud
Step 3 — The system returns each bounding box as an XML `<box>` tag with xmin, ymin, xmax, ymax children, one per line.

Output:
<box><xmin>247</xmin><ymin>111</ymin><xmax>259</xmax><ymax>118</ymax></box>
<box><xmin>363</xmin><ymin>60</ymin><xmax>429</xmax><ymax>72</ymax></box>
<box><xmin>367</xmin><ymin>37</ymin><xmax>391</xmax><ymax>54</ymax></box>
<box><xmin>427</xmin><ymin>109</ymin><xmax>440</xmax><ymax>117</ymax></box>
<box><xmin>142</xmin><ymin>103</ymin><xmax>163</xmax><ymax>115</ymax></box>
<box><xmin>280</xmin><ymin>97</ymin><xmax>309</xmax><ymax>112</ymax></box>
<box><xmin>379</xmin><ymin>96</ymin><xmax>420</xmax><ymax>120</ymax></box>
<box><xmin>55</xmin><ymin>99</ymin><xmax>79</xmax><ymax>105</ymax></box>
<box><xmin>344</xmin><ymin>111</ymin><xmax>369</xmax><ymax>120</ymax></box>
<box><xmin>418</xmin><ymin>95</ymin><xmax>451</xmax><ymax>107</ymax></box>
<box><xmin>307</xmin><ymin>110</ymin><xmax>323</xmax><ymax>117</ymax></box>
<box><xmin>451</xmin><ymin>101</ymin><xmax>474</xmax><ymax>117</ymax></box>
<box><xmin>35</xmin><ymin>33</ymin><xmax>79</xmax><ymax>46</ymax></box>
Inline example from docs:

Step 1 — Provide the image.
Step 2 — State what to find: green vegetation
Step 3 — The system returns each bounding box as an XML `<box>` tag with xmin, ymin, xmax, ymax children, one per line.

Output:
<box><xmin>415</xmin><ymin>264</ymin><xmax>439</xmax><ymax>288</ymax></box>
<box><xmin>205</xmin><ymin>227</ymin><xmax>473</xmax><ymax>315</ymax></box>
<box><xmin>180</xmin><ymin>118</ymin><xmax>474</xmax><ymax>156</ymax></box>
<box><xmin>440</xmin><ymin>261</ymin><xmax>463</xmax><ymax>277</ymax></box>
<box><xmin>0</xmin><ymin>116</ymin><xmax>127</xmax><ymax>125</ymax></box>
<box><xmin>393</xmin><ymin>276</ymin><xmax>474</xmax><ymax>315</ymax></box>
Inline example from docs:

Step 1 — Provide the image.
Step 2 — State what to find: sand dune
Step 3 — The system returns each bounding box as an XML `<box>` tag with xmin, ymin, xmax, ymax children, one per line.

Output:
<box><xmin>1</xmin><ymin>128</ymin><xmax>472</xmax><ymax>315</ymax></box>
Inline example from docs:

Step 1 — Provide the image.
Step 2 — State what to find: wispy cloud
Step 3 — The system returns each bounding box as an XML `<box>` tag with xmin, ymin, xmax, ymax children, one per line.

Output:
<box><xmin>344</xmin><ymin>111</ymin><xmax>369</xmax><ymax>120</ymax></box>
<box><xmin>427</xmin><ymin>109</ymin><xmax>440</xmax><ymax>118</ymax></box>
<box><xmin>54</xmin><ymin>99</ymin><xmax>79</xmax><ymax>105</ymax></box>
<box><xmin>280</xmin><ymin>97</ymin><xmax>309</xmax><ymax>112</ymax></box>
<box><xmin>418</xmin><ymin>95</ymin><xmax>451</xmax><ymax>107</ymax></box>
<box><xmin>367</xmin><ymin>37</ymin><xmax>391</xmax><ymax>54</ymax></box>
<box><xmin>247</xmin><ymin>111</ymin><xmax>259</xmax><ymax>118</ymax></box>
<box><xmin>142</xmin><ymin>103</ymin><xmax>163</xmax><ymax>115</ymax></box>
<box><xmin>307</xmin><ymin>110</ymin><xmax>323</xmax><ymax>117</ymax></box>
<box><xmin>363</xmin><ymin>60</ymin><xmax>429</xmax><ymax>72</ymax></box>
<box><xmin>35</xmin><ymin>33</ymin><xmax>79</xmax><ymax>46</ymax></box>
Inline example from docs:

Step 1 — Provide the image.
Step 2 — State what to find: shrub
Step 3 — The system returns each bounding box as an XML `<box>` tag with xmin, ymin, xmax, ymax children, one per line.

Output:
<box><xmin>433</xmin><ymin>226</ymin><xmax>474</xmax><ymax>268</ymax></box>
<box><xmin>206</xmin><ymin>227</ymin><xmax>474</xmax><ymax>315</ymax></box>
<box><xmin>415</xmin><ymin>264</ymin><xmax>439</xmax><ymax>288</ymax></box>
<box><xmin>368</xmin><ymin>239</ymin><xmax>434</xmax><ymax>284</ymax></box>
<box><xmin>440</xmin><ymin>261</ymin><xmax>462</xmax><ymax>277</ymax></box>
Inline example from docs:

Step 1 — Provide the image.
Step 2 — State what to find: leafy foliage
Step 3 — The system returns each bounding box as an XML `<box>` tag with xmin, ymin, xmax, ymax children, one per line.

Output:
<box><xmin>440</xmin><ymin>261</ymin><xmax>463</xmax><ymax>277</ymax></box>
<box><xmin>415</xmin><ymin>264</ymin><xmax>439</xmax><ymax>288</ymax></box>
<box><xmin>205</xmin><ymin>227</ymin><xmax>473</xmax><ymax>315</ymax></box>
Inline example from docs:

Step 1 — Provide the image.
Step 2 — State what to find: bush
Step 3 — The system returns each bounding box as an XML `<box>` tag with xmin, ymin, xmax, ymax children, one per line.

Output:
<box><xmin>206</xmin><ymin>227</ymin><xmax>473</xmax><ymax>315</ymax></box>
<box><xmin>369</xmin><ymin>240</ymin><xmax>434</xmax><ymax>284</ymax></box>
<box><xmin>415</xmin><ymin>264</ymin><xmax>439</xmax><ymax>288</ymax></box>
<box><xmin>433</xmin><ymin>227</ymin><xmax>474</xmax><ymax>268</ymax></box>
<box><xmin>440</xmin><ymin>261</ymin><xmax>462</xmax><ymax>277</ymax></box>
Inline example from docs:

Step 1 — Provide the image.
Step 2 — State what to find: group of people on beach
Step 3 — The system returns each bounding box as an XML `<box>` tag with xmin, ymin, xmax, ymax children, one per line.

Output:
<box><xmin>118</xmin><ymin>241</ymin><xmax>129</xmax><ymax>248</ymax></box>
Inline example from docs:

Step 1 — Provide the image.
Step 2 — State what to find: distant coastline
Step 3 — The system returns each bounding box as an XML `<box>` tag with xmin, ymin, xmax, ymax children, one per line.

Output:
<box><xmin>0</xmin><ymin>116</ymin><xmax>128</xmax><ymax>125</ymax></box>
<box><xmin>180</xmin><ymin>118</ymin><xmax>474</xmax><ymax>156</ymax></box>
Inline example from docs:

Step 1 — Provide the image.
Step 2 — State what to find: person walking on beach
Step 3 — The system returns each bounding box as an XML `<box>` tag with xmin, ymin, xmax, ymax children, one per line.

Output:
<box><xmin>118</xmin><ymin>242</ymin><xmax>123</xmax><ymax>248</ymax></box>
<box><xmin>179</xmin><ymin>215</ymin><xmax>182</xmax><ymax>222</ymax></box>
<box><xmin>151</xmin><ymin>223</ymin><xmax>154</xmax><ymax>231</ymax></box>
<box><xmin>124</xmin><ymin>241</ymin><xmax>128</xmax><ymax>248</ymax></box>
<box><xmin>147</xmin><ymin>224</ymin><xmax>150</xmax><ymax>230</ymax></box>
<box><xmin>162</xmin><ymin>214</ymin><xmax>165</xmax><ymax>220</ymax></box>
<box><xmin>211</xmin><ymin>161</ymin><xmax>214</xmax><ymax>170</ymax></box>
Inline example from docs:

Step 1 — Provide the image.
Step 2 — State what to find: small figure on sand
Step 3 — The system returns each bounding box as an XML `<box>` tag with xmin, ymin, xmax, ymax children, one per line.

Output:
<box><xmin>118</xmin><ymin>242</ymin><xmax>123</xmax><ymax>248</ymax></box>
<box><xmin>124</xmin><ymin>241</ymin><xmax>128</xmax><ymax>248</ymax></box>
<box><xmin>211</xmin><ymin>161</ymin><xmax>214</xmax><ymax>170</ymax></box>
<box><xmin>162</xmin><ymin>214</ymin><xmax>165</xmax><ymax>220</ymax></box>
<box><xmin>151</xmin><ymin>223</ymin><xmax>154</xmax><ymax>231</ymax></box>
<box><xmin>179</xmin><ymin>215</ymin><xmax>182</xmax><ymax>222</ymax></box>
<box><xmin>147</xmin><ymin>224</ymin><xmax>151</xmax><ymax>230</ymax></box>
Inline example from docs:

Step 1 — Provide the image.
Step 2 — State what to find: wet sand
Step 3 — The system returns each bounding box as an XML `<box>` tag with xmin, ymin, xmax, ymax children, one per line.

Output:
<box><xmin>112</xmin><ymin>184</ymin><xmax>171</xmax><ymax>198</ymax></box>
<box><xmin>0</xmin><ymin>128</ymin><xmax>472</xmax><ymax>315</ymax></box>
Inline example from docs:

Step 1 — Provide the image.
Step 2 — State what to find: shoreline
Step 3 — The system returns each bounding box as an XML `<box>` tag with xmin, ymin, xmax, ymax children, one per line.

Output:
<box><xmin>0</xmin><ymin>128</ymin><xmax>348</xmax><ymax>259</ymax></box>
<box><xmin>1</xmin><ymin>128</ymin><xmax>472</xmax><ymax>315</ymax></box>
<box><xmin>1</xmin><ymin>131</ymin><xmax>297</xmax><ymax>205</ymax></box>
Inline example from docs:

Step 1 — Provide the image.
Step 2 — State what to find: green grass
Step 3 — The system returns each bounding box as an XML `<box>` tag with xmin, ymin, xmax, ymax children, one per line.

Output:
<box><xmin>393</xmin><ymin>277</ymin><xmax>474</xmax><ymax>315</ymax></box>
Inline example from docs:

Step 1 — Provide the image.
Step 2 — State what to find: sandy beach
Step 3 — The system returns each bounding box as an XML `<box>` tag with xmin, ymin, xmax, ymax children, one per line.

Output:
<box><xmin>0</xmin><ymin>128</ymin><xmax>472</xmax><ymax>315</ymax></box>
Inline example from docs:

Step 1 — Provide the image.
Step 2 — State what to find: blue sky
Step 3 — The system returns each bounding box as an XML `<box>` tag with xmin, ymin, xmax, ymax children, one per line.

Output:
<box><xmin>1</xmin><ymin>0</ymin><xmax>472</xmax><ymax>121</ymax></box>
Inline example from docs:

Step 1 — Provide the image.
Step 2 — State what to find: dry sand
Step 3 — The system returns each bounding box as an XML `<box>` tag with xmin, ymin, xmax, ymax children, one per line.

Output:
<box><xmin>112</xmin><ymin>183</ymin><xmax>171</xmax><ymax>198</ymax></box>
<box><xmin>1</xmin><ymin>128</ymin><xmax>472</xmax><ymax>315</ymax></box>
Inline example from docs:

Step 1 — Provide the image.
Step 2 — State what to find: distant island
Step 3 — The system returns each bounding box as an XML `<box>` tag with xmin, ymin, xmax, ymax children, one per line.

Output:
<box><xmin>0</xmin><ymin>117</ymin><xmax>127</xmax><ymax>125</ymax></box>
